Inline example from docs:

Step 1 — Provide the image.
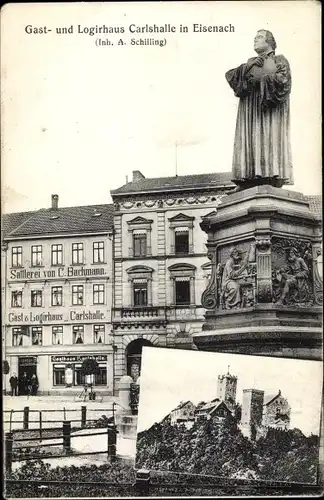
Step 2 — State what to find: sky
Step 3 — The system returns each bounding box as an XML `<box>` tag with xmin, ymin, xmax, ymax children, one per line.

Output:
<box><xmin>1</xmin><ymin>1</ymin><xmax>321</xmax><ymax>214</ymax></box>
<box><xmin>137</xmin><ymin>347</ymin><xmax>323</xmax><ymax>436</ymax></box>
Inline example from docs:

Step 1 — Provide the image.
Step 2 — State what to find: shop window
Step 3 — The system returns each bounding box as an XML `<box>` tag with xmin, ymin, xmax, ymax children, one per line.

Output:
<box><xmin>12</xmin><ymin>246</ymin><xmax>22</xmax><ymax>267</ymax></box>
<box><xmin>95</xmin><ymin>367</ymin><xmax>107</xmax><ymax>385</ymax></box>
<box><xmin>31</xmin><ymin>290</ymin><xmax>42</xmax><ymax>307</ymax></box>
<box><xmin>74</xmin><ymin>366</ymin><xmax>86</xmax><ymax>386</ymax></box>
<box><xmin>31</xmin><ymin>245</ymin><xmax>43</xmax><ymax>266</ymax></box>
<box><xmin>133</xmin><ymin>282</ymin><xmax>148</xmax><ymax>306</ymax></box>
<box><xmin>11</xmin><ymin>290</ymin><xmax>22</xmax><ymax>308</ymax></box>
<box><xmin>31</xmin><ymin>326</ymin><xmax>42</xmax><ymax>346</ymax></box>
<box><xmin>133</xmin><ymin>233</ymin><xmax>147</xmax><ymax>257</ymax></box>
<box><xmin>93</xmin><ymin>325</ymin><xmax>105</xmax><ymax>344</ymax></box>
<box><xmin>72</xmin><ymin>285</ymin><xmax>84</xmax><ymax>305</ymax></box>
<box><xmin>72</xmin><ymin>243</ymin><xmax>84</xmax><ymax>264</ymax></box>
<box><xmin>175</xmin><ymin>280</ymin><xmax>190</xmax><ymax>305</ymax></box>
<box><xmin>52</xmin><ymin>286</ymin><xmax>63</xmax><ymax>306</ymax></box>
<box><xmin>52</xmin><ymin>326</ymin><xmax>63</xmax><ymax>345</ymax></box>
<box><xmin>93</xmin><ymin>284</ymin><xmax>105</xmax><ymax>305</ymax></box>
<box><xmin>175</xmin><ymin>231</ymin><xmax>189</xmax><ymax>254</ymax></box>
<box><xmin>12</xmin><ymin>327</ymin><xmax>23</xmax><ymax>346</ymax></box>
<box><xmin>93</xmin><ymin>241</ymin><xmax>105</xmax><ymax>263</ymax></box>
<box><xmin>53</xmin><ymin>365</ymin><xmax>65</xmax><ymax>386</ymax></box>
<box><xmin>73</xmin><ymin>326</ymin><xmax>84</xmax><ymax>344</ymax></box>
<box><xmin>51</xmin><ymin>244</ymin><xmax>63</xmax><ymax>265</ymax></box>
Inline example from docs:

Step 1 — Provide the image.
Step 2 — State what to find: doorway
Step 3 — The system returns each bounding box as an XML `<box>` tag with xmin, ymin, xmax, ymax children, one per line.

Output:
<box><xmin>18</xmin><ymin>356</ymin><xmax>37</xmax><ymax>395</ymax></box>
<box><xmin>126</xmin><ymin>339</ymin><xmax>153</xmax><ymax>382</ymax></box>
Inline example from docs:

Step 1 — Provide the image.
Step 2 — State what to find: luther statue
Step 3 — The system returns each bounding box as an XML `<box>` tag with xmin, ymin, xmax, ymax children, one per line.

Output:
<box><xmin>226</xmin><ymin>30</ymin><xmax>293</xmax><ymax>188</ymax></box>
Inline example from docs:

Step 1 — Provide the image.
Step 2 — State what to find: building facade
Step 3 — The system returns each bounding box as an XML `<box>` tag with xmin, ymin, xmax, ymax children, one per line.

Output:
<box><xmin>110</xmin><ymin>170</ymin><xmax>235</xmax><ymax>388</ymax></box>
<box><xmin>2</xmin><ymin>196</ymin><xmax>115</xmax><ymax>395</ymax></box>
<box><xmin>241</xmin><ymin>388</ymin><xmax>291</xmax><ymax>439</ymax></box>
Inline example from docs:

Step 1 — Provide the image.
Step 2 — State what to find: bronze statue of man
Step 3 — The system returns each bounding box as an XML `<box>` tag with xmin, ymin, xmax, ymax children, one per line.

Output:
<box><xmin>226</xmin><ymin>30</ymin><xmax>293</xmax><ymax>188</ymax></box>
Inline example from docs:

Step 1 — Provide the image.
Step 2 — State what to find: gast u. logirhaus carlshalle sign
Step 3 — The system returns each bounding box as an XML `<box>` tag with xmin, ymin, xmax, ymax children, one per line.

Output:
<box><xmin>10</xmin><ymin>266</ymin><xmax>107</xmax><ymax>280</ymax></box>
<box><xmin>8</xmin><ymin>310</ymin><xmax>105</xmax><ymax>323</ymax></box>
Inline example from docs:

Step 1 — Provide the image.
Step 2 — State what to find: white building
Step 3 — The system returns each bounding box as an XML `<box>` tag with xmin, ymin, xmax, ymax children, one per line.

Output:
<box><xmin>2</xmin><ymin>195</ymin><xmax>115</xmax><ymax>395</ymax></box>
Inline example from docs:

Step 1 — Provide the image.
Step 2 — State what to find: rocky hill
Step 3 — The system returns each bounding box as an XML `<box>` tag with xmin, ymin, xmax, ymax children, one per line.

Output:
<box><xmin>136</xmin><ymin>414</ymin><xmax>319</xmax><ymax>484</ymax></box>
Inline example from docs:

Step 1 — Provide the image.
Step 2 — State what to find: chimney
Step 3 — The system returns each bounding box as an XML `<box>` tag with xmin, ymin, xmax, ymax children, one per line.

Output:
<box><xmin>132</xmin><ymin>170</ymin><xmax>145</xmax><ymax>182</ymax></box>
<box><xmin>51</xmin><ymin>194</ymin><xmax>59</xmax><ymax>210</ymax></box>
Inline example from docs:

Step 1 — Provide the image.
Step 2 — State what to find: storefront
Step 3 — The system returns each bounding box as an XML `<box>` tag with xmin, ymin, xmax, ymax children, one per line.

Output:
<box><xmin>51</xmin><ymin>354</ymin><xmax>108</xmax><ymax>388</ymax></box>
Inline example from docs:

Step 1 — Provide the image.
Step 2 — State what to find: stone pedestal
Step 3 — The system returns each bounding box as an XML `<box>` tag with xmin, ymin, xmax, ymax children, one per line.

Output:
<box><xmin>194</xmin><ymin>185</ymin><xmax>322</xmax><ymax>360</ymax></box>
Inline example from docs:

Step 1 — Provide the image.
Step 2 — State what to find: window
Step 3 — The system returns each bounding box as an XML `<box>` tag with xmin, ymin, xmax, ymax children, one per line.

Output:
<box><xmin>53</xmin><ymin>365</ymin><xmax>65</xmax><ymax>386</ymax></box>
<box><xmin>72</xmin><ymin>243</ymin><xmax>84</xmax><ymax>264</ymax></box>
<box><xmin>175</xmin><ymin>280</ymin><xmax>190</xmax><ymax>305</ymax></box>
<box><xmin>133</xmin><ymin>282</ymin><xmax>148</xmax><ymax>306</ymax></box>
<box><xmin>72</xmin><ymin>285</ymin><xmax>84</xmax><ymax>305</ymax></box>
<box><xmin>93</xmin><ymin>284</ymin><xmax>105</xmax><ymax>305</ymax></box>
<box><xmin>93</xmin><ymin>325</ymin><xmax>105</xmax><ymax>344</ymax></box>
<box><xmin>95</xmin><ymin>366</ymin><xmax>107</xmax><ymax>385</ymax></box>
<box><xmin>12</xmin><ymin>246</ymin><xmax>22</xmax><ymax>267</ymax></box>
<box><xmin>169</xmin><ymin>263</ymin><xmax>196</xmax><ymax>307</ymax></box>
<box><xmin>12</xmin><ymin>328</ymin><xmax>23</xmax><ymax>346</ymax></box>
<box><xmin>175</xmin><ymin>231</ymin><xmax>189</xmax><ymax>254</ymax></box>
<box><xmin>52</xmin><ymin>326</ymin><xmax>63</xmax><ymax>345</ymax></box>
<box><xmin>51</xmin><ymin>244</ymin><xmax>63</xmax><ymax>265</ymax></box>
<box><xmin>133</xmin><ymin>233</ymin><xmax>147</xmax><ymax>257</ymax></box>
<box><xmin>74</xmin><ymin>365</ymin><xmax>86</xmax><ymax>386</ymax></box>
<box><xmin>11</xmin><ymin>291</ymin><xmax>22</xmax><ymax>308</ymax></box>
<box><xmin>93</xmin><ymin>241</ymin><xmax>104</xmax><ymax>263</ymax></box>
<box><xmin>31</xmin><ymin>245</ymin><xmax>42</xmax><ymax>266</ymax></box>
<box><xmin>31</xmin><ymin>326</ymin><xmax>42</xmax><ymax>345</ymax></box>
<box><xmin>31</xmin><ymin>290</ymin><xmax>42</xmax><ymax>307</ymax></box>
<box><xmin>51</xmin><ymin>286</ymin><xmax>63</xmax><ymax>306</ymax></box>
<box><xmin>73</xmin><ymin>325</ymin><xmax>84</xmax><ymax>344</ymax></box>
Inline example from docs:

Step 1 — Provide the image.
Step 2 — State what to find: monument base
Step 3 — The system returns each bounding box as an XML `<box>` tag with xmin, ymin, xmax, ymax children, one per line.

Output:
<box><xmin>199</xmin><ymin>185</ymin><xmax>322</xmax><ymax>360</ymax></box>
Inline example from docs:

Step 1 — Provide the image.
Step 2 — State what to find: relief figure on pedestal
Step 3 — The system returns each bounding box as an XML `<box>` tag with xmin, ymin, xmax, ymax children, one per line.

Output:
<box><xmin>220</xmin><ymin>244</ymin><xmax>256</xmax><ymax>309</ymax></box>
<box><xmin>275</xmin><ymin>248</ymin><xmax>310</xmax><ymax>306</ymax></box>
<box><xmin>225</xmin><ymin>30</ymin><xmax>293</xmax><ymax>187</ymax></box>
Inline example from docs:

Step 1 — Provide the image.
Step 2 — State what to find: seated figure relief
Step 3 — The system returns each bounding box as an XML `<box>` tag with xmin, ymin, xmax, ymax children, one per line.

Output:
<box><xmin>274</xmin><ymin>247</ymin><xmax>310</xmax><ymax>306</ymax></box>
<box><xmin>218</xmin><ymin>244</ymin><xmax>256</xmax><ymax>310</ymax></box>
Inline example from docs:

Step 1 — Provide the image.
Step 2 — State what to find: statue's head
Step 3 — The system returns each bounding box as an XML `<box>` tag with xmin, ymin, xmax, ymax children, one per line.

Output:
<box><xmin>254</xmin><ymin>30</ymin><xmax>277</xmax><ymax>54</ymax></box>
<box><xmin>229</xmin><ymin>247</ymin><xmax>241</xmax><ymax>261</ymax></box>
<box><xmin>288</xmin><ymin>247</ymin><xmax>298</xmax><ymax>261</ymax></box>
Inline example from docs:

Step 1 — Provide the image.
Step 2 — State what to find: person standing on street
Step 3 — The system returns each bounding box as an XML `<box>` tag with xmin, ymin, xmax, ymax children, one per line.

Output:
<box><xmin>21</xmin><ymin>372</ymin><xmax>29</xmax><ymax>396</ymax></box>
<box><xmin>9</xmin><ymin>373</ymin><xmax>18</xmax><ymax>396</ymax></box>
<box><xmin>30</xmin><ymin>374</ymin><xmax>39</xmax><ymax>396</ymax></box>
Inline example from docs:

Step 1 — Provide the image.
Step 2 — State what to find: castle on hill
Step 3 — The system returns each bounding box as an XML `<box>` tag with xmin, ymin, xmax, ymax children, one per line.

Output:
<box><xmin>168</xmin><ymin>368</ymin><xmax>291</xmax><ymax>439</ymax></box>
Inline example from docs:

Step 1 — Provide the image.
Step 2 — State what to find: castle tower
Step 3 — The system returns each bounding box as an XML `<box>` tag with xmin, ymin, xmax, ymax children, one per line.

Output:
<box><xmin>217</xmin><ymin>366</ymin><xmax>237</xmax><ymax>409</ymax></box>
<box><xmin>241</xmin><ymin>389</ymin><xmax>264</xmax><ymax>439</ymax></box>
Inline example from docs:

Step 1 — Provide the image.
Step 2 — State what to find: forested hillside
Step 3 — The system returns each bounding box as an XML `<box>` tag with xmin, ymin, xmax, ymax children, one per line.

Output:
<box><xmin>136</xmin><ymin>415</ymin><xmax>319</xmax><ymax>484</ymax></box>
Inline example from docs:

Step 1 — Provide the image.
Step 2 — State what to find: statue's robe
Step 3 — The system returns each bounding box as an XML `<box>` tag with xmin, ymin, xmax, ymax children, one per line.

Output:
<box><xmin>225</xmin><ymin>51</ymin><xmax>293</xmax><ymax>185</ymax></box>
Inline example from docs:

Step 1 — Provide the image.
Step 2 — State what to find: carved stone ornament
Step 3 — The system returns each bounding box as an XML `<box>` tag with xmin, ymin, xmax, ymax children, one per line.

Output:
<box><xmin>255</xmin><ymin>238</ymin><xmax>272</xmax><ymax>252</ymax></box>
<box><xmin>271</xmin><ymin>238</ymin><xmax>314</xmax><ymax>306</ymax></box>
<box><xmin>313</xmin><ymin>246</ymin><xmax>323</xmax><ymax>306</ymax></box>
<box><xmin>217</xmin><ymin>244</ymin><xmax>257</xmax><ymax>310</ymax></box>
<box><xmin>201</xmin><ymin>250</ymin><xmax>218</xmax><ymax>309</ymax></box>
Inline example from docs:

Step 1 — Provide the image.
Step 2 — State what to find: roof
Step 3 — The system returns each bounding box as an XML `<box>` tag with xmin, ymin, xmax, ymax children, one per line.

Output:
<box><xmin>171</xmin><ymin>400</ymin><xmax>193</xmax><ymax>412</ymax></box>
<box><xmin>2</xmin><ymin>211</ymin><xmax>35</xmax><ymax>239</ymax></box>
<box><xmin>198</xmin><ymin>399</ymin><xmax>221</xmax><ymax>413</ymax></box>
<box><xmin>2</xmin><ymin>204</ymin><xmax>114</xmax><ymax>239</ymax></box>
<box><xmin>304</xmin><ymin>195</ymin><xmax>322</xmax><ymax>216</ymax></box>
<box><xmin>199</xmin><ymin>400</ymin><xmax>231</xmax><ymax>415</ymax></box>
<box><xmin>263</xmin><ymin>392</ymin><xmax>281</xmax><ymax>406</ymax></box>
<box><xmin>111</xmin><ymin>172</ymin><xmax>234</xmax><ymax>196</ymax></box>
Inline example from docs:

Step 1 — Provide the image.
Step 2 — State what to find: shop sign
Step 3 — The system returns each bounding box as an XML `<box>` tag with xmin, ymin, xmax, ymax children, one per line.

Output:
<box><xmin>18</xmin><ymin>356</ymin><xmax>37</xmax><ymax>366</ymax></box>
<box><xmin>51</xmin><ymin>355</ymin><xmax>107</xmax><ymax>363</ymax></box>
<box><xmin>8</xmin><ymin>310</ymin><xmax>105</xmax><ymax>323</ymax></box>
<box><xmin>10</xmin><ymin>266</ymin><xmax>107</xmax><ymax>280</ymax></box>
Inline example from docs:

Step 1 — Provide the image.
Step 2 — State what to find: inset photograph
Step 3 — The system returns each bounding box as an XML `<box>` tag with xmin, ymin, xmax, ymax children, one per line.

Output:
<box><xmin>136</xmin><ymin>347</ymin><xmax>323</xmax><ymax>485</ymax></box>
